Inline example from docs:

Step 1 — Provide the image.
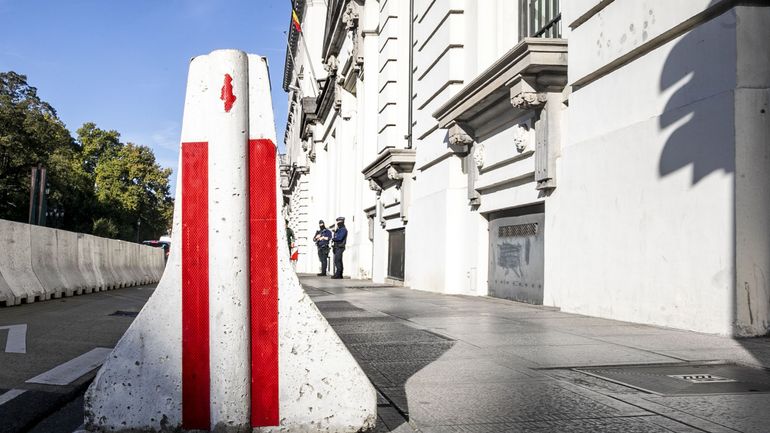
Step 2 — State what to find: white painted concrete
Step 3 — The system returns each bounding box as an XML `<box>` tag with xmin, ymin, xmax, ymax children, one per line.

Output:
<box><xmin>206</xmin><ymin>49</ymin><xmax>252</xmax><ymax>428</ymax></box>
<box><xmin>87</xmin><ymin>49</ymin><xmax>375</xmax><ymax>433</ymax></box>
<box><xmin>30</xmin><ymin>225</ymin><xmax>69</xmax><ymax>297</ymax></box>
<box><xmin>27</xmin><ymin>347</ymin><xmax>112</xmax><ymax>386</ymax></box>
<box><xmin>0</xmin><ymin>220</ymin><xmax>45</xmax><ymax>303</ymax></box>
<box><xmin>57</xmin><ymin>230</ymin><xmax>88</xmax><ymax>294</ymax></box>
<box><xmin>0</xmin><ymin>220</ymin><xmax>164</xmax><ymax>305</ymax></box>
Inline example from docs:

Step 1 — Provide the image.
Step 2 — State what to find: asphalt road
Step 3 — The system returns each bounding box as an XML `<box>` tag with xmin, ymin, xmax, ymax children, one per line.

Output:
<box><xmin>0</xmin><ymin>285</ymin><xmax>155</xmax><ymax>433</ymax></box>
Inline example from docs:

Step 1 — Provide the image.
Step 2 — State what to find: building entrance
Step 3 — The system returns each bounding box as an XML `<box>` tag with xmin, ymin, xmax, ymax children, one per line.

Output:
<box><xmin>387</xmin><ymin>228</ymin><xmax>405</xmax><ymax>280</ymax></box>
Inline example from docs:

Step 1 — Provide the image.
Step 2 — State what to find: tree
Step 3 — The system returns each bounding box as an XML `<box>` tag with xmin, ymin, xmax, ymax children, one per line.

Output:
<box><xmin>93</xmin><ymin>140</ymin><xmax>173</xmax><ymax>240</ymax></box>
<box><xmin>1</xmin><ymin>71</ymin><xmax>174</xmax><ymax>239</ymax></box>
<box><xmin>0</xmin><ymin>71</ymin><xmax>77</xmax><ymax>223</ymax></box>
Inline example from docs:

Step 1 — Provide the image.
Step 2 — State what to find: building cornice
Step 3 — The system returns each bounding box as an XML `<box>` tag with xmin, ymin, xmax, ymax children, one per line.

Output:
<box><xmin>361</xmin><ymin>148</ymin><xmax>416</xmax><ymax>190</ymax></box>
<box><xmin>432</xmin><ymin>38</ymin><xmax>568</xmax><ymax>130</ymax></box>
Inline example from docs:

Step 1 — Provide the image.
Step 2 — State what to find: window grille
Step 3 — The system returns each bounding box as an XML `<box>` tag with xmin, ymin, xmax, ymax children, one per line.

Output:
<box><xmin>519</xmin><ymin>0</ymin><xmax>561</xmax><ymax>40</ymax></box>
<box><xmin>498</xmin><ymin>223</ymin><xmax>539</xmax><ymax>238</ymax></box>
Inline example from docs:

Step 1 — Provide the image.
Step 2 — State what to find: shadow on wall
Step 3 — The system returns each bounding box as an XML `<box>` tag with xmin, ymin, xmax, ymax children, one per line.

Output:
<box><xmin>659</xmin><ymin>0</ymin><xmax>770</xmax><ymax>343</ymax></box>
<box><xmin>658</xmin><ymin>1</ymin><xmax>736</xmax><ymax>184</ymax></box>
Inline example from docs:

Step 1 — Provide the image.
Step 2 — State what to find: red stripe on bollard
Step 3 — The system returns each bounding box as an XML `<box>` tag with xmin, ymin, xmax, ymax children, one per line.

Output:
<box><xmin>248</xmin><ymin>139</ymin><xmax>279</xmax><ymax>427</ymax></box>
<box><xmin>181</xmin><ymin>142</ymin><xmax>211</xmax><ymax>429</ymax></box>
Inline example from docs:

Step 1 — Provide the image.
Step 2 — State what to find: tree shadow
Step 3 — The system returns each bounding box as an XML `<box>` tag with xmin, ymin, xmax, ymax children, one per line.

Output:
<box><xmin>309</xmin><ymin>293</ymin><xmax>454</xmax><ymax>432</ymax></box>
<box><xmin>658</xmin><ymin>1</ymin><xmax>737</xmax><ymax>184</ymax></box>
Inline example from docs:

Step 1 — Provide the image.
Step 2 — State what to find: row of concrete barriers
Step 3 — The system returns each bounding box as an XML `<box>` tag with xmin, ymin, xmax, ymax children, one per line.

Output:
<box><xmin>0</xmin><ymin>218</ymin><xmax>166</xmax><ymax>306</ymax></box>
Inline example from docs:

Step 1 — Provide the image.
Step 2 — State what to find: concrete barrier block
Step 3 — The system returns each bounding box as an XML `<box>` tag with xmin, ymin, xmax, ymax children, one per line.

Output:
<box><xmin>57</xmin><ymin>229</ymin><xmax>88</xmax><ymax>295</ymax></box>
<box><xmin>0</xmin><ymin>220</ymin><xmax>46</xmax><ymax>303</ymax></box>
<box><xmin>79</xmin><ymin>234</ymin><xmax>105</xmax><ymax>291</ymax></box>
<box><xmin>100</xmin><ymin>237</ymin><xmax>121</xmax><ymax>289</ymax></box>
<box><xmin>0</xmin><ymin>269</ymin><xmax>16</xmax><ymax>306</ymax></box>
<box><xmin>85</xmin><ymin>50</ymin><xmax>376</xmax><ymax>433</ymax></box>
<box><xmin>30</xmin><ymin>225</ymin><xmax>70</xmax><ymax>298</ymax></box>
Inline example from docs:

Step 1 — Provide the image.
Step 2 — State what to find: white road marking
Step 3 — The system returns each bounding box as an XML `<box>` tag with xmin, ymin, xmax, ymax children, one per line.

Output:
<box><xmin>72</xmin><ymin>423</ymin><xmax>86</xmax><ymax>433</ymax></box>
<box><xmin>0</xmin><ymin>324</ymin><xmax>27</xmax><ymax>353</ymax></box>
<box><xmin>0</xmin><ymin>388</ymin><xmax>26</xmax><ymax>405</ymax></box>
<box><xmin>26</xmin><ymin>348</ymin><xmax>112</xmax><ymax>386</ymax></box>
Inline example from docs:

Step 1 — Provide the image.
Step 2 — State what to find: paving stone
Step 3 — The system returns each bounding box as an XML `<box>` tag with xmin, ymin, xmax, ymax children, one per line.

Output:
<box><xmin>657</xmin><ymin>347</ymin><xmax>770</xmax><ymax>368</ymax></box>
<box><xmin>320</xmin><ymin>309</ymin><xmax>389</xmax><ymax>319</ymax></box>
<box><xmin>416</xmin><ymin>416</ymin><xmax>699</xmax><ymax>433</ymax></box>
<box><xmin>325</xmin><ymin>316</ymin><xmax>397</xmax><ymax>325</ymax></box>
<box><xmin>450</xmin><ymin>330</ymin><xmax>599</xmax><ymax>347</ymax></box>
<box><xmin>376</xmin><ymin>405</ymin><xmax>410</xmax><ymax>432</ymax></box>
<box><xmin>377</xmin><ymin>387</ymin><xmax>409</xmax><ymax>414</ymax></box>
<box><xmin>404</xmin><ymin>381</ymin><xmax>632</xmax><ymax>426</ymax></box>
<box><xmin>494</xmin><ymin>343</ymin><xmax>679</xmax><ymax>367</ymax></box>
<box><xmin>560</xmin><ymin>324</ymin><xmax>688</xmax><ymax>337</ymax></box>
<box><xmin>372</xmin><ymin>359</ymin><xmax>537</xmax><ymax>386</ymax></box>
<box><xmin>544</xmin><ymin>369</ymin><xmax>643</xmax><ymax>395</ymax></box>
<box><xmin>303</xmin><ymin>276</ymin><xmax>770</xmax><ymax>432</ymax></box>
<box><xmin>313</xmin><ymin>300</ymin><xmax>365</xmax><ymax>311</ymax></box>
<box><xmin>339</xmin><ymin>330</ymin><xmax>450</xmax><ymax>345</ymax></box>
<box><xmin>349</xmin><ymin>341</ymin><xmax>456</xmax><ymax>362</ymax></box>
<box><xmin>329</xmin><ymin>322</ymin><xmax>419</xmax><ymax>335</ymax></box>
<box><xmin>641</xmin><ymin>393</ymin><xmax>770</xmax><ymax>433</ymax></box>
<box><xmin>359</xmin><ymin>361</ymin><xmax>394</xmax><ymax>387</ymax></box>
<box><xmin>595</xmin><ymin>333</ymin><xmax>747</xmax><ymax>351</ymax></box>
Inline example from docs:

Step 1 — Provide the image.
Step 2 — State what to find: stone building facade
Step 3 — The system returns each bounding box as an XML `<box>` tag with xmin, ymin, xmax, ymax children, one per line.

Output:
<box><xmin>281</xmin><ymin>0</ymin><xmax>770</xmax><ymax>337</ymax></box>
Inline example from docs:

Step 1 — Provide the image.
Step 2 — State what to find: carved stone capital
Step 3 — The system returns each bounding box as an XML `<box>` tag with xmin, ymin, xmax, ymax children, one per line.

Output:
<box><xmin>324</xmin><ymin>55</ymin><xmax>338</xmax><ymax>73</ymax></box>
<box><xmin>473</xmin><ymin>142</ymin><xmax>485</xmax><ymax>169</ymax></box>
<box><xmin>448</xmin><ymin>123</ymin><xmax>474</xmax><ymax>156</ymax></box>
<box><xmin>368</xmin><ymin>179</ymin><xmax>382</xmax><ymax>195</ymax></box>
<box><xmin>342</xmin><ymin>2</ymin><xmax>360</xmax><ymax>30</ymax></box>
<box><xmin>510</xmin><ymin>92</ymin><xmax>547</xmax><ymax>110</ymax></box>
<box><xmin>386</xmin><ymin>166</ymin><xmax>403</xmax><ymax>181</ymax></box>
<box><xmin>513</xmin><ymin>120</ymin><xmax>535</xmax><ymax>153</ymax></box>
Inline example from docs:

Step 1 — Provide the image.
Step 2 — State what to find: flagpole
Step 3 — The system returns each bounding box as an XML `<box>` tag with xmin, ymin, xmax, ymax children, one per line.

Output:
<box><xmin>298</xmin><ymin>32</ymin><xmax>319</xmax><ymax>96</ymax></box>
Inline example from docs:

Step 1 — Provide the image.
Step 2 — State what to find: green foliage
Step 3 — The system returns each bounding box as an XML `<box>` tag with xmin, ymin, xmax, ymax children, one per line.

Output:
<box><xmin>92</xmin><ymin>217</ymin><xmax>119</xmax><ymax>238</ymax></box>
<box><xmin>0</xmin><ymin>71</ymin><xmax>174</xmax><ymax>240</ymax></box>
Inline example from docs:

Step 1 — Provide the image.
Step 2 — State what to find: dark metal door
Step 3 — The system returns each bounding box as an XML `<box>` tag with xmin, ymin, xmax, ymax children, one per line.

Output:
<box><xmin>488</xmin><ymin>212</ymin><xmax>545</xmax><ymax>304</ymax></box>
<box><xmin>387</xmin><ymin>228</ymin><xmax>405</xmax><ymax>280</ymax></box>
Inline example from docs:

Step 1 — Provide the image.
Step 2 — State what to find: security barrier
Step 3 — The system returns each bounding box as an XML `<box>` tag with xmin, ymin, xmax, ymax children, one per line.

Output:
<box><xmin>0</xmin><ymin>219</ymin><xmax>165</xmax><ymax>306</ymax></box>
<box><xmin>85</xmin><ymin>49</ymin><xmax>376</xmax><ymax>433</ymax></box>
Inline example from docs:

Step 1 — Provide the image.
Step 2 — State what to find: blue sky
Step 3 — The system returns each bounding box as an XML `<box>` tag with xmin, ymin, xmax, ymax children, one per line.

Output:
<box><xmin>0</xmin><ymin>0</ymin><xmax>292</xmax><ymax>191</ymax></box>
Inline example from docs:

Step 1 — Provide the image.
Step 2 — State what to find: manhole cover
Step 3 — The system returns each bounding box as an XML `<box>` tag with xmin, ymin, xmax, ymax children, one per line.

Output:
<box><xmin>577</xmin><ymin>363</ymin><xmax>770</xmax><ymax>395</ymax></box>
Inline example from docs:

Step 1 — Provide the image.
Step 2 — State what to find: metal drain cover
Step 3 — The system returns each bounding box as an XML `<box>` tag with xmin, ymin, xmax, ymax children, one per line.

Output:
<box><xmin>577</xmin><ymin>363</ymin><xmax>770</xmax><ymax>395</ymax></box>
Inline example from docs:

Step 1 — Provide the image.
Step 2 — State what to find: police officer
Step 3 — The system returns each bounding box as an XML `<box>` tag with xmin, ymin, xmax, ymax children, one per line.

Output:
<box><xmin>313</xmin><ymin>220</ymin><xmax>332</xmax><ymax>276</ymax></box>
<box><xmin>331</xmin><ymin>216</ymin><xmax>347</xmax><ymax>279</ymax></box>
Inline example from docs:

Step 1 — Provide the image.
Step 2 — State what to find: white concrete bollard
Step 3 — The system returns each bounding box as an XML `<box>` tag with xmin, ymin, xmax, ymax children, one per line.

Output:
<box><xmin>85</xmin><ymin>49</ymin><xmax>376</xmax><ymax>433</ymax></box>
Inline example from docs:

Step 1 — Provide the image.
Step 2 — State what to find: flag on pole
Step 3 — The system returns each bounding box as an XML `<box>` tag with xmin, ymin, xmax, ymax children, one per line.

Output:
<box><xmin>291</xmin><ymin>10</ymin><xmax>302</xmax><ymax>33</ymax></box>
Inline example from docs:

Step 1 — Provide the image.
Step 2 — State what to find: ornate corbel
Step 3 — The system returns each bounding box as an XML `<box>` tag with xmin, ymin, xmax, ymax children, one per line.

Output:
<box><xmin>342</xmin><ymin>2</ymin><xmax>360</xmax><ymax>30</ymax></box>
<box><xmin>447</xmin><ymin>123</ymin><xmax>474</xmax><ymax>156</ymax></box>
<box><xmin>368</xmin><ymin>179</ymin><xmax>383</xmax><ymax>196</ymax></box>
<box><xmin>324</xmin><ymin>55</ymin><xmax>339</xmax><ymax>74</ymax></box>
<box><xmin>513</xmin><ymin>120</ymin><xmax>535</xmax><ymax>153</ymax></box>
<box><xmin>510</xmin><ymin>91</ymin><xmax>547</xmax><ymax>110</ymax></box>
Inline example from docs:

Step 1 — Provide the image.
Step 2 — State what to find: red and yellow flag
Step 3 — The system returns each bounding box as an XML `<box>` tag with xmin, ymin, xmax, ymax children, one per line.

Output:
<box><xmin>291</xmin><ymin>9</ymin><xmax>302</xmax><ymax>33</ymax></box>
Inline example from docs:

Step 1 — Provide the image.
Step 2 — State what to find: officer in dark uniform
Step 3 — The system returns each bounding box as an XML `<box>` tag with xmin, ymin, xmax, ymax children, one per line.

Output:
<box><xmin>313</xmin><ymin>220</ymin><xmax>332</xmax><ymax>276</ymax></box>
<box><xmin>331</xmin><ymin>216</ymin><xmax>348</xmax><ymax>279</ymax></box>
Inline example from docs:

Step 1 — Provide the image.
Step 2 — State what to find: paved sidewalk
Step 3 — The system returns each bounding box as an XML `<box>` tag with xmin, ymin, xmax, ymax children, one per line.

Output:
<box><xmin>300</xmin><ymin>275</ymin><xmax>770</xmax><ymax>433</ymax></box>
